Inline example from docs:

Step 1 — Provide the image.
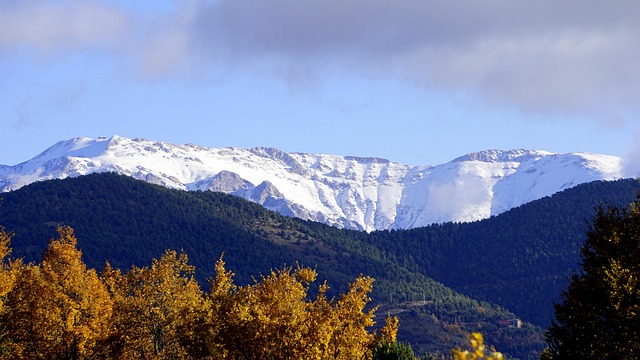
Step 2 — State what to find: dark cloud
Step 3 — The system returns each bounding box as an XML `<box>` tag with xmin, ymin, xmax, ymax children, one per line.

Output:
<box><xmin>191</xmin><ymin>0</ymin><xmax>640</xmax><ymax>119</ymax></box>
<box><xmin>3</xmin><ymin>1</ymin><xmax>640</xmax><ymax>121</ymax></box>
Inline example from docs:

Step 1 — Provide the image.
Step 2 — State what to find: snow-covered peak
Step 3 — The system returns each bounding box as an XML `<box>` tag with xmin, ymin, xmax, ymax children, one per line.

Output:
<box><xmin>23</xmin><ymin>137</ymin><xmax>105</xmax><ymax>163</ymax></box>
<box><xmin>452</xmin><ymin>149</ymin><xmax>553</xmax><ymax>163</ymax></box>
<box><xmin>0</xmin><ymin>136</ymin><xmax>628</xmax><ymax>231</ymax></box>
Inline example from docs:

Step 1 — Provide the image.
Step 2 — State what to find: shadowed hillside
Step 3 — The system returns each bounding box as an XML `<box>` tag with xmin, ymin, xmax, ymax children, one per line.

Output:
<box><xmin>4</xmin><ymin>174</ymin><xmax>635</xmax><ymax>358</ymax></box>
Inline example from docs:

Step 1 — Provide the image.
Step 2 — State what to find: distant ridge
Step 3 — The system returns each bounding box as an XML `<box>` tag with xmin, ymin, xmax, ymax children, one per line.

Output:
<box><xmin>0</xmin><ymin>135</ymin><xmax>626</xmax><ymax>230</ymax></box>
<box><xmin>452</xmin><ymin>149</ymin><xmax>552</xmax><ymax>163</ymax></box>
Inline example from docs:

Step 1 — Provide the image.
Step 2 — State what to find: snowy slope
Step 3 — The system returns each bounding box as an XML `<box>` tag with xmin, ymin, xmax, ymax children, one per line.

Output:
<box><xmin>0</xmin><ymin>136</ymin><xmax>627</xmax><ymax>231</ymax></box>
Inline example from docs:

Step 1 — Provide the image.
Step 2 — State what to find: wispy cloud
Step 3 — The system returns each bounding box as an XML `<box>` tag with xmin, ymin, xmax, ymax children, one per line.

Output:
<box><xmin>623</xmin><ymin>127</ymin><xmax>640</xmax><ymax>178</ymax></box>
<box><xmin>0</xmin><ymin>1</ymin><xmax>129</xmax><ymax>54</ymax></box>
<box><xmin>11</xmin><ymin>97</ymin><xmax>35</xmax><ymax>131</ymax></box>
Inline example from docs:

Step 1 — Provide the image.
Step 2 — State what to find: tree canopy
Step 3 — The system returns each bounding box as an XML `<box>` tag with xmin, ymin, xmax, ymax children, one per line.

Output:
<box><xmin>545</xmin><ymin>199</ymin><xmax>640</xmax><ymax>358</ymax></box>
<box><xmin>0</xmin><ymin>226</ymin><xmax>399</xmax><ymax>359</ymax></box>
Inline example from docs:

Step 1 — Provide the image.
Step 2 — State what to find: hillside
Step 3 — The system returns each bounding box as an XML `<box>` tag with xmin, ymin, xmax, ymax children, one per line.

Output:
<box><xmin>0</xmin><ymin>173</ymin><xmax>547</xmax><ymax>358</ymax></box>
<box><xmin>368</xmin><ymin>178</ymin><xmax>640</xmax><ymax>326</ymax></box>
<box><xmin>3</xmin><ymin>174</ymin><xmax>637</xmax><ymax>357</ymax></box>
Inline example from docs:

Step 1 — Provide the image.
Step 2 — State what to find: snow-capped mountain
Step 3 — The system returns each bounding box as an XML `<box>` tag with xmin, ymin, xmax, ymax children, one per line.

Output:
<box><xmin>0</xmin><ymin>136</ymin><xmax>627</xmax><ymax>231</ymax></box>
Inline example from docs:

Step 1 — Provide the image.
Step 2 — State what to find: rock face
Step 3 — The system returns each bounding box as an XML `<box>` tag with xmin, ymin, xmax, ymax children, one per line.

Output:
<box><xmin>0</xmin><ymin>136</ymin><xmax>627</xmax><ymax>231</ymax></box>
<box><xmin>195</xmin><ymin>170</ymin><xmax>252</xmax><ymax>193</ymax></box>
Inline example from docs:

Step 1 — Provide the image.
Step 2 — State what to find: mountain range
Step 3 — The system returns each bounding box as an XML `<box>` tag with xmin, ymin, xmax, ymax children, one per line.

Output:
<box><xmin>0</xmin><ymin>135</ymin><xmax>626</xmax><ymax>231</ymax></box>
<box><xmin>2</xmin><ymin>172</ymin><xmax>639</xmax><ymax>359</ymax></box>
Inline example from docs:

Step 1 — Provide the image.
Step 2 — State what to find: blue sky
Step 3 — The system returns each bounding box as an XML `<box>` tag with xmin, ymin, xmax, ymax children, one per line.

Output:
<box><xmin>1</xmin><ymin>1</ymin><xmax>639</xmax><ymax>169</ymax></box>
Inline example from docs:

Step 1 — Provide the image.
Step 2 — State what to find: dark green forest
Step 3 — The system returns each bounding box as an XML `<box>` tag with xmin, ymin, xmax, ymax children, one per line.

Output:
<box><xmin>367</xmin><ymin>178</ymin><xmax>640</xmax><ymax>326</ymax></box>
<box><xmin>1</xmin><ymin>173</ymin><xmax>638</xmax><ymax>358</ymax></box>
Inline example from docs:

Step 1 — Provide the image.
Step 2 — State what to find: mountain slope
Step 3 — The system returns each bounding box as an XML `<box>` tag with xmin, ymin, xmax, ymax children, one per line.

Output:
<box><xmin>1</xmin><ymin>173</ymin><xmax>637</xmax><ymax>358</ymax></box>
<box><xmin>368</xmin><ymin>178</ymin><xmax>640</xmax><ymax>327</ymax></box>
<box><xmin>0</xmin><ymin>173</ymin><xmax>545</xmax><ymax>358</ymax></box>
<box><xmin>0</xmin><ymin>135</ymin><xmax>625</xmax><ymax>231</ymax></box>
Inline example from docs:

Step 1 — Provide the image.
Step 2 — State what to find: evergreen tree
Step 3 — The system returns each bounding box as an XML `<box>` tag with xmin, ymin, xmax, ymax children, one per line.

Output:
<box><xmin>371</xmin><ymin>339</ymin><xmax>416</xmax><ymax>360</ymax></box>
<box><xmin>545</xmin><ymin>200</ymin><xmax>640</xmax><ymax>358</ymax></box>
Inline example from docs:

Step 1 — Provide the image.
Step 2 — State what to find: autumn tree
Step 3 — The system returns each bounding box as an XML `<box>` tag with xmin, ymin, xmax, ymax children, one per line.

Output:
<box><xmin>102</xmin><ymin>250</ymin><xmax>210</xmax><ymax>359</ymax></box>
<box><xmin>1</xmin><ymin>226</ymin><xmax>397</xmax><ymax>360</ymax></box>
<box><xmin>1</xmin><ymin>226</ymin><xmax>113</xmax><ymax>359</ymax></box>
<box><xmin>370</xmin><ymin>315</ymin><xmax>415</xmax><ymax>360</ymax></box>
<box><xmin>212</xmin><ymin>264</ymin><xmax>318</xmax><ymax>359</ymax></box>
<box><xmin>0</xmin><ymin>227</ymin><xmax>16</xmax><ymax>314</ymax></box>
<box><xmin>452</xmin><ymin>333</ymin><xmax>503</xmax><ymax>360</ymax></box>
<box><xmin>545</xmin><ymin>200</ymin><xmax>640</xmax><ymax>358</ymax></box>
<box><xmin>0</xmin><ymin>227</ymin><xmax>19</xmax><ymax>356</ymax></box>
<box><xmin>208</xmin><ymin>257</ymin><xmax>396</xmax><ymax>360</ymax></box>
<box><xmin>324</xmin><ymin>275</ymin><xmax>378</xmax><ymax>359</ymax></box>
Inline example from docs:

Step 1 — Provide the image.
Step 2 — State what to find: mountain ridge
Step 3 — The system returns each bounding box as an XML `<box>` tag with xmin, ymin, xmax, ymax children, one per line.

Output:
<box><xmin>0</xmin><ymin>135</ymin><xmax>626</xmax><ymax>231</ymax></box>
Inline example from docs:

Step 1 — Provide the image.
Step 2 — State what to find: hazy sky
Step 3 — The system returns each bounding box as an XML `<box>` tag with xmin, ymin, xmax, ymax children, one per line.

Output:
<box><xmin>1</xmin><ymin>1</ymin><xmax>639</xmax><ymax>169</ymax></box>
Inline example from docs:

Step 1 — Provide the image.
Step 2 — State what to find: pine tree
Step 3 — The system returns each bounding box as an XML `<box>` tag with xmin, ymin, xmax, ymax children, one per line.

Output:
<box><xmin>371</xmin><ymin>339</ymin><xmax>415</xmax><ymax>360</ymax></box>
<box><xmin>545</xmin><ymin>200</ymin><xmax>640</xmax><ymax>358</ymax></box>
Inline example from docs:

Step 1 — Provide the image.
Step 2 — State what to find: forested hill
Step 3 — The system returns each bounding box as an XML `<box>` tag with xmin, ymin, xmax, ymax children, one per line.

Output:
<box><xmin>1</xmin><ymin>173</ymin><xmax>637</xmax><ymax>358</ymax></box>
<box><xmin>0</xmin><ymin>173</ymin><xmax>544</xmax><ymax>358</ymax></box>
<box><xmin>367</xmin><ymin>178</ymin><xmax>640</xmax><ymax>326</ymax></box>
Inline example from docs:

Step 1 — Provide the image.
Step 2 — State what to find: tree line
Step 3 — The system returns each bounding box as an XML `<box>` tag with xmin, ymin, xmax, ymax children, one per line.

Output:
<box><xmin>0</xmin><ymin>226</ymin><xmax>402</xmax><ymax>359</ymax></box>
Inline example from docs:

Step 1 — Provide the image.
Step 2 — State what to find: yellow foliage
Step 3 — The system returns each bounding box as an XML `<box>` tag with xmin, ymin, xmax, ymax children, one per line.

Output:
<box><xmin>378</xmin><ymin>314</ymin><xmax>400</xmax><ymax>343</ymax></box>
<box><xmin>0</xmin><ymin>226</ymin><xmax>393</xmax><ymax>360</ymax></box>
<box><xmin>103</xmin><ymin>250</ymin><xmax>209</xmax><ymax>359</ymax></box>
<box><xmin>209</xmin><ymin>262</ymin><xmax>381</xmax><ymax>359</ymax></box>
<box><xmin>1</xmin><ymin>226</ymin><xmax>113</xmax><ymax>359</ymax></box>
<box><xmin>0</xmin><ymin>227</ymin><xmax>11</xmax><ymax>262</ymax></box>
<box><xmin>453</xmin><ymin>332</ymin><xmax>503</xmax><ymax>360</ymax></box>
<box><xmin>0</xmin><ymin>227</ymin><xmax>17</xmax><ymax>315</ymax></box>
